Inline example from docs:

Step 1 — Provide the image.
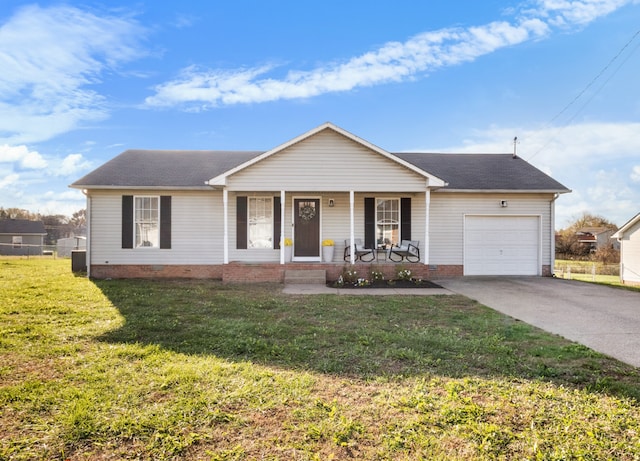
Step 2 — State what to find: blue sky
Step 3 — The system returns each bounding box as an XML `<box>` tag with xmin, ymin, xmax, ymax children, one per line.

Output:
<box><xmin>1</xmin><ymin>0</ymin><xmax>639</xmax><ymax>228</ymax></box>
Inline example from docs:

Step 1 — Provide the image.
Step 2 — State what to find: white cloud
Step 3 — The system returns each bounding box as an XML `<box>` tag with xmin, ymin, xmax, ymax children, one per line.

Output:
<box><xmin>0</xmin><ymin>144</ymin><xmax>30</xmax><ymax>162</ymax></box>
<box><xmin>145</xmin><ymin>0</ymin><xmax>633</xmax><ymax>108</ymax></box>
<box><xmin>0</xmin><ymin>144</ymin><xmax>47</xmax><ymax>169</ymax></box>
<box><xmin>0</xmin><ymin>173</ymin><xmax>19</xmax><ymax>189</ymax></box>
<box><xmin>44</xmin><ymin>189</ymin><xmax>85</xmax><ymax>201</ymax></box>
<box><xmin>631</xmin><ymin>165</ymin><xmax>640</xmax><ymax>182</ymax></box>
<box><xmin>21</xmin><ymin>151</ymin><xmax>48</xmax><ymax>169</ymax></box>
<box><xmin>532</xmin><ymin>0</ymin><xmax>632</xmax><ymax>26</ymax></box>
<box><xmin>0</xmin><ymin>5</ymin><xmax>146</xmax><ymax>144</ymax></box>
<box><xmin>56</xmin><ymin>154</ymin><xmax>93</xmax><ymax>177</ymax></box>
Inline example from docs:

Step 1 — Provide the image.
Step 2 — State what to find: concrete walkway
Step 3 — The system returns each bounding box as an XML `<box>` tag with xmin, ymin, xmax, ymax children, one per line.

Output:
<box><xmin>284</xmin><ymin>277</ymin><xmax>640</xmax><ymax>368</ymax></box>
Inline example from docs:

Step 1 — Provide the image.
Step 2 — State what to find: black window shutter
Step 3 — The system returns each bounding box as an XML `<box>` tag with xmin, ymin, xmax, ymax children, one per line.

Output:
<box><xmin>401</xmin><ymin>197</ymin><xmax>412</xmax><ymax>241</ymax></box>
<box><xmin>364</xmin><ymin>197</ymin><xmax>375</xmax><ymax>249</ymax></box>
<box><xmin>122</xmin><ymin>195</ymin><xmax>133</xmax><ymax>249</ymax></box>
<box><xmin>160</xmin><ymin>196</ymin><xmax>172</xmax><ymax>249</ymax></box>
<box><xmin>273</xmin><ymin>197</ymin><xmax>281</xmax><ymax>249</ymax></box>
<box><xmin>236</xmin><ymin>196</ymin><xmax>248</xmax><ymax>249</ymax></box>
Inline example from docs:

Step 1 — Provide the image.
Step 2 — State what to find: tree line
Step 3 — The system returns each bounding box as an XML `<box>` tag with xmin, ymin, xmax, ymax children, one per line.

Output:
<box><xmin>0</xmin><ymin>208</ymin><xmax>86</xmax><ymax>245</ymax></box>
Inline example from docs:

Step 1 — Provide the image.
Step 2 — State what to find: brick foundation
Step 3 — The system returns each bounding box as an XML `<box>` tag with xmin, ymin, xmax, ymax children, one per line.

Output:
<box><xmin>90</xmin><ymin>262</ymin><xmax>464</xmax><ymax>282</ymax></box>
<box><xmin>90</xmin><ymin>264</ymin><xmax>223</xmax><ymax>279</ymax></box>
<box><xmin>90</xmin><ymin>263</ymin><xmax>554</xmax><ymax>282</ymax></box>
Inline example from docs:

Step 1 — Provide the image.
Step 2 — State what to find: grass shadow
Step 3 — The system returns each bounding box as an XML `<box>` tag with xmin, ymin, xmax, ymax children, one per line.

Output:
<box><xmin>94</xmin><ymin>278</ymin><xmax>640</xmax><ymax>401</ymax></box>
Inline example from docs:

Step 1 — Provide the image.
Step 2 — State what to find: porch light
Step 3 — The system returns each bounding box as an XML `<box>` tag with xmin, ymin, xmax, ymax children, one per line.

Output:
<box><xmin>328</xmin><ymin>199</ymin><xmax>335</xmax><ymax>207</ymax></box>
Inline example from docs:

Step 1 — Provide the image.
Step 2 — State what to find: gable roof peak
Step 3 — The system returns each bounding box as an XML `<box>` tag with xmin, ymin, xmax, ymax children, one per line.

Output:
<box><xmin>207</xmin><ymin>122</ymin><xmax>447</xmax><ymax>187</ymax></box>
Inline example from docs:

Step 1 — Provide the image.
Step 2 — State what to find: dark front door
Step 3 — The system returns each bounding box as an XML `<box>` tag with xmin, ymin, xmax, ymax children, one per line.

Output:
<box><xmin>293</xmin><ymin>198</ymin><xmax>320</xmax><ymax>259</ymax></box>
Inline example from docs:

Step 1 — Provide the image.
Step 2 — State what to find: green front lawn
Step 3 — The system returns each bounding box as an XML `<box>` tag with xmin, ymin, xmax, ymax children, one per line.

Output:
<box><xmin>2</xmin><ymin>259</ymin><xmax>640</xmax><ymax>459</ymax></box>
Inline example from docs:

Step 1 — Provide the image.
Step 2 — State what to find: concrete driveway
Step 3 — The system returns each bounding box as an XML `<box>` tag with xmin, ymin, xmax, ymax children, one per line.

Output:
<box><xmin>436</xmin><ymin>277</ymin><xmax>640</xmax><ymax>368</ymax></box>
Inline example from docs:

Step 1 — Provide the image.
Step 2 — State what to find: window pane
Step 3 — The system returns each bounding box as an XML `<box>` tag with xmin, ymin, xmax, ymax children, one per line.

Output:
<box><xmin>135</xmin><ymin>196</ymin><xmax>159</xmax><ymax>247</ymax></box>
<box><xmin>376</xmin><ymin>199</ymin><xmax>399</xmax><ymax>248</ymax></box>
<box><xmin>248</xmin><ymin>197</ymin><xmax>273</xmax><ymax>249</ymax></box>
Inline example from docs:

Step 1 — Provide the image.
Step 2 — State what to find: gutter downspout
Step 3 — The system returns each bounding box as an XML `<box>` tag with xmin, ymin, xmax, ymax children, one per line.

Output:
<box><xmin>223</xmin><ymin>188</ymin><xmax>229</xmax><ymax>264</ymax></box>
<box><xmin>82</xmin><ymin>189</ymin><xmax>91</xmax><ymax>278</ymax></box>
<box><xmin>615</xmin><ymin>234</ymin><xmax>624</xmax><ymax>283</ymax></box>
<box><xmin>550</xmin><ymin>193</ymin><xmax>559</xmax><ymax>276</ymax></box>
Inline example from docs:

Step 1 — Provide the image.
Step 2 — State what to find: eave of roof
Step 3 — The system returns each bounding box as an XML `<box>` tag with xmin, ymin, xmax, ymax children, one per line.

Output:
<box><xmin>433</xmin><ymin>189</ymin><xmax>567</xmax><ymax>194</ymax></box>
<box><xmin>613</xmin><ymin>212</ymin><xmax>640</xmax><ymax>238</ymax></box>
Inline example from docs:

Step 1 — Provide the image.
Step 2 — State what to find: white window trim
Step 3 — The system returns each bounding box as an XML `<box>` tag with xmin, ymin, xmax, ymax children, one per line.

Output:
<box><xmin>375</xmin><ymin>197</ymin><xmax>401</xmax><ymax>248</ymax></box>
<box><xmin>248</xmin><ymin>196</ymin><xmax>274</xmax><ymax>250</ymax></box>
<box><xmin>134</xmin><ymin>195</ymin><xmax>160</xmax><ymax>249</ymax></box>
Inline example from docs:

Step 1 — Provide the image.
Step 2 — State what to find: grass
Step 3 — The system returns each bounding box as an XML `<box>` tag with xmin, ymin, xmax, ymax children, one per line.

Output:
<box><xmin>555</xmin><ymin>259</ymin><xmax>640</xmax><ymax>292</ymax></box>
<box><xmin>2</xmin><ymin>259</ymin><xmax>640</xmax><ymax>459</ymax></box>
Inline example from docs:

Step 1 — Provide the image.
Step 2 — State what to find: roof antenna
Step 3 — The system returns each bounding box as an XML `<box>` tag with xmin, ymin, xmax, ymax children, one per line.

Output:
<box><xmin>513</xmin><ymin>137</ymin><xmax>518</xmax><ymax>159</ymax></box>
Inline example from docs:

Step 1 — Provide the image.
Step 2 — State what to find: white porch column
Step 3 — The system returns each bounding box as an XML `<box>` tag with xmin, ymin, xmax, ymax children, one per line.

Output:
<box><xmin>550</xmin><ymin>193</ymin><xmax>558</xmax><ymax>276</ymax></box>
<box><xmin>280</xmin><ymin>190</ymin><xmax>286</xmax><ymax>264</ymax></box>
<box><xmin>424</xmin><ymin>189</ymin><xmax>430</xmax><ymax>265</ymax></box>
<box><xmin>223</xmin><ymin>188</ymin><xmax>229</xmax><ymax>264</ymax></box>
<box><xmin>349</xmin><ymin>190</ymin><xmax>355</xmax><ymax>265</ymax></box>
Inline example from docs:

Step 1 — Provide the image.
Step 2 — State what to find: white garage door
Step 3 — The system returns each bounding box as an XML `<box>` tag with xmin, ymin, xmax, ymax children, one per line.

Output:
<box><xmin>464</xmin><ymin>216</ymin><xmax>540</xmax><ymax>276</ymax></box>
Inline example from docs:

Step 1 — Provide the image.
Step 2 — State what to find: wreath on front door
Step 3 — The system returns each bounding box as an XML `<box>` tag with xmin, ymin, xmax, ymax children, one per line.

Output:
<box><xmin>299</xmin><ymin>203</ymin><xmax>316</xmax><ymax>221</ymax></box>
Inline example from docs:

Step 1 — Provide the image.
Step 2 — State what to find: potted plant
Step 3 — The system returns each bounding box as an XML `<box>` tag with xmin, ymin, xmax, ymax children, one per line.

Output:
<box><xmin>281</xmin><ymin>237</ymin><xmax>293</xmax><ymax>261</ymax></box>
<box><xmin>322</xmin><ymin>239</ymin><xmax>334</xmax><ymax>262</ymax></box>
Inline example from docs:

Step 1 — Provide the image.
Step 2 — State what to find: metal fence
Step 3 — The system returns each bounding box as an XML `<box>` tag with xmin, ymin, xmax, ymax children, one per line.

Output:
<box><xmin>0</xmin><ymin>243</ymin><xmax>60</xmax><ymax>258</ymax></box>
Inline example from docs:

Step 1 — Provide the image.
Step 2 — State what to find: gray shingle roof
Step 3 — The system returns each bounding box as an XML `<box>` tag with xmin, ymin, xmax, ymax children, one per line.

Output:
<box><xmin>0</xmin><ymin>219</ymin><xmax>47</xmax><ymax>235</ymax></box>
<box><xmin>71</xmin><ymin>150</ymin><xmax>263</xmax><ymax>188</ymax></box>
<box><xmin>71</xmin><ymin>149</ymin><xmax>569</xmax><ymax>192</ymax></box>
<box><xmin>393</xmin><ymin>153</ymin><xmax>570</xmax><ymax>192</ymax></box>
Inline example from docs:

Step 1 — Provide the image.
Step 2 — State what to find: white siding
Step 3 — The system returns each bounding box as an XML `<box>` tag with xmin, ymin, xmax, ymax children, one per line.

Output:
<box><xmin>226</xmin><ymin>130</ymin><xmax>427</xmax><ymax>192</ymax></box>
<box><xmin>620</xmin><ymin>221</ymin><xmax>640</xmax><ymax>283</ymax></box>
<box><xmin>301</xmin><ymin>193</ymin><xmax>427</xmax><ymax>263</ymax></box>
<box><xmin>429</xmin><ymin>193</ymin><xmax>554</xmax><ymax>267</ymax></box>
<box><xmin>89</xmin><ymin>190</ymin><xmax>224</xmax><ymax>266</ymax></box>
<box><xmin>88</xmin><ymin>189</ymin><xmax>556</xmax><ymax>270</ymax></box>
<box><xmin>228</xmin><ymin>192</ymin><xmax>427</xmax><ymax>263</ymax></box>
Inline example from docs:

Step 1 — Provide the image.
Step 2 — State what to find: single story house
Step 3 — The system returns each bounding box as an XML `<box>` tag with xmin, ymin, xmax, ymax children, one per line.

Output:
<box><xmin>576</xmin><ymin>226</ymin><xmax>619</xmax><ymax>251</ymax></box>
<box><xmin>70</xmin><ymin>123</ymin><xmax>570</xmax><ymax>282</ymax></box>
<box><xmin>0</xmin><ymin>219</ymin><xmax>47</xmax><ymax>256</ymax></box>
<box><xmin>612</xmin><ymin>213</ymin><xmax>640</xmax><ymax>285</ymax></box>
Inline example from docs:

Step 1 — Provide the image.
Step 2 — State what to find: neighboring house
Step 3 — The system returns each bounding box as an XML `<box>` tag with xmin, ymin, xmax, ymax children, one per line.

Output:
<box><xmin>576</xmin><ymin>227</ymin><xmax>619</xmax><ymax>251</ymax></box>
<box><xmin>0</xmin><ymin>219</ymin><xmax>47</xmax><ymax>256</ymax></box>
<box><xmin>57</xmin><ymin>236</ymin><xmax>87</xmax><ymax>258</ymax></box>
<box><xmin>612</xmin><ymin>213</ymin><xmax>640</xmax><ymax>285</ymax></box>
<box><xmin>70</xmin><ymin>123</ymin><xmax>570</xmax><ymax>282</ymax></box>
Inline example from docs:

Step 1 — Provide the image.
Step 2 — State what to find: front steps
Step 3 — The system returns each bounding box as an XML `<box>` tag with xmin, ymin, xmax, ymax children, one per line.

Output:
<box><xmin>284</xmin><ymin>269</ymin><xmax>326</xmax><ymax>285</ymax></box>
